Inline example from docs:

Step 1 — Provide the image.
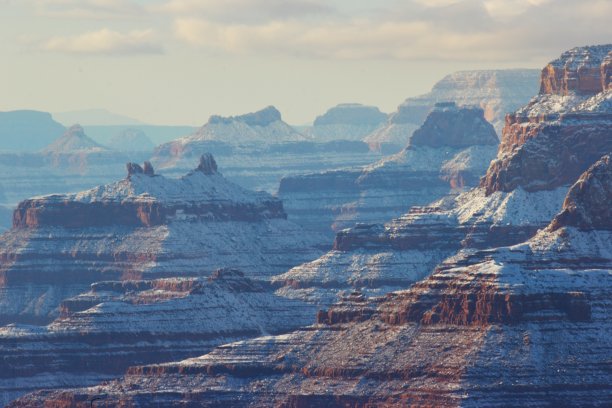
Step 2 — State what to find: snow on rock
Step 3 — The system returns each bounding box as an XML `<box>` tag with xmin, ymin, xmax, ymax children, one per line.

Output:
<box><xmin>277</xmin><ymin>45</ymin><xmax>612</xmax><ymax>306</ymax></box>
<box><xmin>364</xmin><ymin>69</ymin><xmax>540</xmax><ymax>150</ymax></box>
<box><xmin>0</xmin><ymin>268</ymin><xmax>317</xmax><ymax>405</ymax></box>
<box><xmin>20</xmin><ymin>142</ymin><xmax>612</xmax><ymax>408</ymax></box>
<box><xmin>305</xmin><ymin>103</ymin><xmax>388</xmax><ymax>142</ymax></box>
<box><xmin>279</xmin><ymin>105</ymin><xmax>499</xmax><ymax>241</ymax></box>
<box><xmin>0</xmin><ymin>154</ymin><xmax>325</xmax><ymax>324</ymax></box>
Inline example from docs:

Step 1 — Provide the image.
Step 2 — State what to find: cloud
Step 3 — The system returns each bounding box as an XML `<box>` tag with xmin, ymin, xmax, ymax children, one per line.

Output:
<box><xmin>34</xmin><ymin>0</ymin><xmax>145</xmax><ymax>19</ymax></box>
<box><xmin>40</xmin><ymin>29</ymin><xmax>163</xmax><ymax>55</ymax></box>
<box><xmin>156</xmin><ymin>0</ymin><xmax>335</xmax><ymax>23</ymax></box>
<box><xmin>171</xmin><ymin>0</ymin><xmax>612</xmax><ymax>62</ymax></box>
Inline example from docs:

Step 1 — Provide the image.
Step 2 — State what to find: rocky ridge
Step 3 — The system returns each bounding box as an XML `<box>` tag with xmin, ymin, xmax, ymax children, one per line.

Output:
<box><xmin>0</xmin><ymin>268</ymin><xmax>316</xmax><ymax>406</ymax></box>
<box><xmin>364</xmin><ymin>69</ymin><xmax>540</xmax><ymax>151</ymax></box>
<box><xmin>15</xmin><ymin>153</ymin><xmax>612</xmax><ymax>407</ymax></box>
<box><xmin>275</xmin><ymin>44</ymin><xmax>612</xmax><ymax>306</ymax></box>
<box><xmin>279</xmin><ymin>103</ymin><xmax>499</xmax><ymax>241</ymax></box>
<box><xmin>0</xmin><ymin>154</ymin><xmax>325</xmax><ymax>325</ymax></box>
<box><xmin>151</xmin><ymin>106</ymin><xmax>381</xmax><ymax>193</ymax></box>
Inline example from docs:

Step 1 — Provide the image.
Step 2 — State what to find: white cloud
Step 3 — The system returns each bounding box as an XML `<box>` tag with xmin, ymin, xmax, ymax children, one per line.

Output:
<box><xmin>155</xmin><ymin>0</ymin><xmax>334</xmax><ymax>22</ymax></box>
<box><xmin>34</xmin><ymin>0</ymin><xmax>145</xmax><ymax>19</ymax></box>
<box><xmin>171</xmin><ymin>0</ymin><xmax>612</xmax><ymax>62</ymax></box>
<box><xmin>41</xmin><ymin>28</ymin><xmax>163</xmax><ymax>55</ymax></box>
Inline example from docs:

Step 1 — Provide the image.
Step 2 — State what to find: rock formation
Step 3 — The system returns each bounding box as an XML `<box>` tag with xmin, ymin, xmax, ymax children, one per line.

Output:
<box><xmin>0</xmin><ymin>110</ymin><xmax>65</xmax><ymax>152</ymax></box>
<box><xmin>305</xmin><ymin>103</ymin><xmax>388</xmax><ymax>141</ymax></box>
<box><xmin>364</xmin><ymin>69</ymin><xmax>540</xmax><ymax>152</ymax></box>
<box><xmin>149</xmin><ymin>106</ymin><xmax>381</xmax><ymax>193</ymax></box>
<box><xmin>14</xmin><ymin>153</ymin><xmax>611</xmax><ymax>407</ymax></box>
<box><xmin>276</xmin><ymin>44</ymin><xmax>612</xmax><ymax>306</ymax></box>
<box><xmin>279</xmin><ymin>104</ymin><xmax>499</xmax><ymax>241</ymax></box>
<box><xmin>0</xmin><ymin>154</ymin><xmax>325</xmax><ymax>325</ymax></box>
<box><xmin>0</xmin><ymin>268</ymin><xmax>316</xmax><ymax>405</ymax></box>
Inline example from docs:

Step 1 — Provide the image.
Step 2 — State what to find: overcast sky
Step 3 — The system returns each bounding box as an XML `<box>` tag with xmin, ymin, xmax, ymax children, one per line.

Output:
<box><xmin>0</xmin><ymin>0</ymin><xmax>610</xmax><ymax>125</ymax></box>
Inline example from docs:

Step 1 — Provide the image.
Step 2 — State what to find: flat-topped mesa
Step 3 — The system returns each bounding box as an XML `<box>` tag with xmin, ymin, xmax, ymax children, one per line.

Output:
<box><xmin>12</xmin><ymin>153</ymin><xmax>286</xmax><ymax>229</ymax></box>
<box><xmin>540</xmin><ymin>44</ymin><xmax>612</xmax><ymax>95</ymax></box>
<box><xmin>408</xmin><ymin>102</ymin><xmax>498</xmax><ymax>148</ymax></box>
<box><xmin>549</xmin><ymin>154</ymin><xmax>612</xmax><ymax>231</ymax></box>
<box><xmin>481</xmin><ymin>44</ymin><xmax>612</xmax><ymax>196</ymax></box>
<box><xmin>208</xmin><ymin>105</ymin><xmax>281</xmax><ymax>127</ymax></box>
<box><xmin>314</xmin><ymin>104</ymin><xmax>387</xmax><ymax>127</ymax></box>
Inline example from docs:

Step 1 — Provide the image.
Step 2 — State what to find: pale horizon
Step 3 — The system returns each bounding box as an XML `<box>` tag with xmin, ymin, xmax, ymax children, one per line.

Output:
<box><xmin>0</xmin><ymin>0</ymin><xmax>610</xmax><ymax>125</ymax></box>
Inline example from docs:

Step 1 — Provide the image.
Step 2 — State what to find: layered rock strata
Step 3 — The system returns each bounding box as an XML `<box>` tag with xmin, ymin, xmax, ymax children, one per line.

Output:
<box><xmin>0</xmin><ymin>154</ymin><xmax>325</xmax><ymax>324</ymax></box>
<box><xmin>151</xmin><ymin>106</ymin><xmax>381</xmax><ymax>193</ymax></box>
<box><xmin>364</xmin><ymin>69</ymin><xmax>540</xmax><ymax>151</ymax></box>
<box><xmin>16</xmin><ymin>154</ymin><xmax>612</xmax><ymax>407</ymax></box>
<box><xmin>0</xmin><ymin>268</ymin><xmax>316</xmax><ymax>406</ymax></box>
<box><xmin>276</xmin><ymin>44</ymin><xmax>612</xmax><ymax>305</ymax></box>
<box><xmin>279</xmin><ymin>103</ymin><xmax>499</xmax><ymax>241</ymax></box>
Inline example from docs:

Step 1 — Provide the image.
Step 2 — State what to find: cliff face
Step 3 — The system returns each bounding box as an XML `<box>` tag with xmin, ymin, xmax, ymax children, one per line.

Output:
<box><xmin>0</xmin><ymin>154</ymin><xmax>324</xmax><ymax>324</ymax></box>
<box><xmin>276</xmin><ymin>45</ymin><xmax>612</xmax><ymax>307</ymax></box>
<box><xmin>481</xmin><ymin>44</ymin><xmax>612</xmax><ymax>195</ymax></box>
<box><xmin>17</xmin><ymin>155</ymin><xmax>612</xmax><ymax>407</ymax></box>
<box><xmin>0</xmin><ymin>269</ymin><xmax>317</xmax><ymax>406</ymax></box>
<box><xmin>364</xmin><ymin>69</ymin><xmax>540</xmax><ymax>150</ymax></box>
<box><xmin>279</xmin><ymin>104</ymin><xmax>498</xmax><ymax>241</ymax></box>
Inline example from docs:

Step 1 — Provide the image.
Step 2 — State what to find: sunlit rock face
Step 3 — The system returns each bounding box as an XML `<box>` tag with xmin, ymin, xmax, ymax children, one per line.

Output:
<box><xmin>276</xmin><ymin>45</ymin><xmax>612</xmax><ymax>306</ymax></box>
<box><xmin>279</xmin><ymin>103</ymin><xmax>499</xmax><ymax>241</ymax></box>
<box><xmin>0</xmin><ymin>154</ymin><xmax>325</xmax><ymax>325</ymax></box>
<box><xmin>16</xmin><ymin>154</ymin><xmax>612</xmax><ymax>408</ymax></box>
<box><xmin>364</xmin><ymin>69</ymin><xmax>540</xmax><ymax>151</ymax></box>
<box><xmin>0</xmin><ymin>268</ymin><xmax>317</xmax><ymax>406</ymax></box>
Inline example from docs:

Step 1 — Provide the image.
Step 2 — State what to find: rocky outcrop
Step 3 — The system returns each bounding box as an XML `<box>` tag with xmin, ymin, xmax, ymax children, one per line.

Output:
<box><xmin>279</xmin><ymin>105</ymin><xmax>498</xmax><ymax>241</ymax></box>
<box><xmin>481</xmin><ymin>45</ymin><xmax>612</xmax><ymax>195</ymax></box>
<box><xmin>0</xmin><ymin>269</ymin><xmax>317</xmax><ymax>406</ymax></box>
<box><xmin>306</xmin><ymin>103</ymin><xmax>387</xmax><ymax>141</ymax></box>
<box><xmin>276</xmin><ymin>45</ymin><xmax>612</xmax><ymax>306</ymax></box>
<box><xmin>540</xmin><ymin>45</ymin><xmax>611</xmax><ymax>95</ymax></box>
<box><xmin>17</xmin><ymin>152</ymin><xmax>612</xmax><ymax>408</ymax></box>
<box><xmin>549</xmin><ymin>154</ymin><xmax>612</xmax><ymax>231</ymax></box>
<box><xmin>0</xmin><ymin>110</ymin><xmax>65</xmax><ymax>152</ymax></box>
<box><xmin>364</xmin><ymin>69</ymin><xmax>540</xmax><ymax>151</ymax></box>
<box><xmin>0</xmin><ymin>154</ymin><xmax>325</xmax><ymax>324</ymax></box>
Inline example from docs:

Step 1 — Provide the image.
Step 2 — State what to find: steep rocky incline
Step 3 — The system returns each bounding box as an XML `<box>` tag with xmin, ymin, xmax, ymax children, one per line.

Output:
<box><xmin>0</xmin><ymin>154</ymin><xmax>325</xmax><ymax>325</ymax></box>
<box><xmin>0</xmin><ymin>268</ymin><xmax>316</xmax><ymax>406</ymax></box>
<box><xmin>17</xmin><ymin>154</ymin><xmax>612</xmax><ymax>407</ymax></box>
<box><xmin>364</xmin><ymin>69</ymin><xmax>540</xmax><ymax>151</ymax></box>
<box><xmin>279</xmin><ymin>103</ymin><xmax>499</xmax><ymax>241</ymax></box>
<box><xmin>305</xmin><ymin>103</ymin><xmax>387</xmax><ymax>141</ymax></box>
<box><xmin>276</xmin><ymin>45</ymin><xmax>612</xmax><ymax>306</ymax></box>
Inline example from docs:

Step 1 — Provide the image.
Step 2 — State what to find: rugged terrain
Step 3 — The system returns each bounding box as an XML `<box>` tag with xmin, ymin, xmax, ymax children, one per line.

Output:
<box><xmin>14</xmin><ymin>152</ymin><xmax>611</xmax><ymax>408</ymax></box>
<box><xmin>0</xmin><ymin>154</ymin><xmax>324</xmax><ymax>325</ymax></box>
<box><xmin>0</xmin><ymin>268</ymin><xmax>316</xmax><ymax>406</ymax></box>
<box><xmin>150</xmin><ymin>106</ymin><xmax>383</xmax><ymax>192</ymax></box>
<box><xmin>275</xmin><ymin>44</ymin><xmax>612</xmax><ymax>305</ymax></box>
<box><xmin>364</xmin><ymin>69</ymin><xmax>540</xmax><ymax>152</ymax></box>
<box><xmin>279</xmin><ymin>103</ymin><xmax>499</xmax><ymax>240</ymax></box>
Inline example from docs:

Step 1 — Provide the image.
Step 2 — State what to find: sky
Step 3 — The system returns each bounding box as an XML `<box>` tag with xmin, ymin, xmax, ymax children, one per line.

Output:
<box><xmin>0</xmin><ymin>0</ymin><xmax>610</xmax><ymax>125</ymax></box>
